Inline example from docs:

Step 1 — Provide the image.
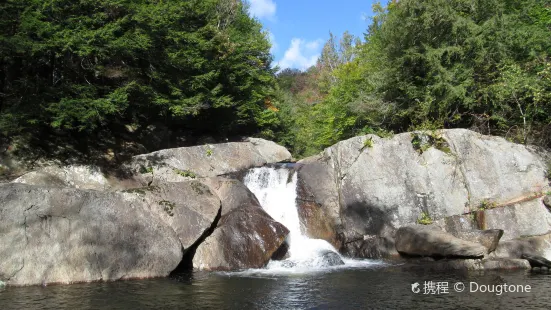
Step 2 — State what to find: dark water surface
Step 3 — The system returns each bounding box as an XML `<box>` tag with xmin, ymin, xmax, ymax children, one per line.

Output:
<box><xmin>1</xmin><ymin>266</ymin><xmax>551</xmax><ymax>309</ymax></box>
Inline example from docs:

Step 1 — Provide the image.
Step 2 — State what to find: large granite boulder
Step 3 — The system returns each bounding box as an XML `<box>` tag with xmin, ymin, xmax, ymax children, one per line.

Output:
<box><xmin>10</xmin><ymin>138</ymin><xmax>292</xmax><ymax>191</ymax></box>
<box><xmin>297</xmin><ymin>129</ymin><xmax>550</xmax><ymax>258</ymax></box>
<box><xmin>0</xmin><ymin>183</ymin><xmax>182</xmax><ymax>286</ymax></box>
<box><xmin>395</xmin><ymin>226</ymin><xmax>487</xmax><ymax>259</ymax></box>
<box><xmin>132</xmin><ymin>182</ymin><xmax>222</xmax><ymax>251</ymax></box>
<box><xmin>200</xmin><ymin>177</ymin><xmax>262</xmax><ymax>215</ymax></box>
<box><xmin>193</xmin><ymin>206</ymin><xmax>289</xmax><ymax>270</ymax></box>
<box><xmin>130</xmin><ymin>138</ymin><xmax>292</xmax><ymax>187</ymax></box>
<box><xmin>189</xmin><ymin>177</ymin><xmax>291</xmax><ymax>271</ymax></box>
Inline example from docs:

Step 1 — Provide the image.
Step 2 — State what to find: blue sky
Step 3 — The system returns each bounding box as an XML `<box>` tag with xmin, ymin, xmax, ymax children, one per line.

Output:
<box><xmin>248</xmin><ymin>0</ymin><xmax>379</xmax><ymax>70</ymax></box>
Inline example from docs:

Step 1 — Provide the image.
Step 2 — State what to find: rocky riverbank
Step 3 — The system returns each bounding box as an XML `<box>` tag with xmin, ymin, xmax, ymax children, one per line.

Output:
<box><xmin>1</xmin><ymin>129</ymin><xmax>550</xmax><ymax>286</ymax></box>
<box><xmin>295</xmin><ymin>129</ymin><xmax>551</xmax><ymax>270</ymax></box>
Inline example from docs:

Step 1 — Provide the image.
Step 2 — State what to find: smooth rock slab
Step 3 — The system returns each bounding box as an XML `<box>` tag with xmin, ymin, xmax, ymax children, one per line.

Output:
<box><xmin>135</xmin><ymin>182</ymin><xmax>221</xmax><ymax>251</ymax></box>
<box><xmin>12</xmin><ymin>165</ymin><xmax>112</xmax><ymax>190</ymax></box>
<box><xmin>395</xmin><ymin>226</ymin><xmax>486</xmax><ymax>258</ymax></box>
<box><xmin>200</xmin><ymin>177</ymin><xmax>262</xmax><ymax>216</ymax></box>
<box><xmin>450</xmin><ymin>229</ymin><xmax>503</xmax><ymax>254</ymax></box>
<box><xmin>0</xmin><ymin>183</ymin><xmax>182</xmax><ymax>286</ymax></box>
<box><xmin>130</xmin><ymin>138</ymin><xmax>292</xmax><ymax>186</ymax></box>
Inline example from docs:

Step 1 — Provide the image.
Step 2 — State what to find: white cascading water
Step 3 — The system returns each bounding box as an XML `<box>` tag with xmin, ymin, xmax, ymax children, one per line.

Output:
<box><xmin>243</xmin><ymin>166</ymin><xmax>344</xmax><ymax>270</ymax></box>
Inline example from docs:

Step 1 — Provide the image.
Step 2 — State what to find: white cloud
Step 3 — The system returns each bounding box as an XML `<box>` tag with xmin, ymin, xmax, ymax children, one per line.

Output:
<box><xmin>267</xmin><ymin>31</ymin><xmax>278</xmax><ymax>54</ymax></box>
<box><xmin>249</xmin><ymin>0</ymin><xmax>277</xmax><ymax>20</ymax></box>
<box><xmin>305</xmin><ymin>39</ymin><xmax>323</xmax><ymax>51</ymax></box>
<box><xmin>277</xmin><ymin>38</ymin><xmax>322</xmax><ymax>71</ymax></box>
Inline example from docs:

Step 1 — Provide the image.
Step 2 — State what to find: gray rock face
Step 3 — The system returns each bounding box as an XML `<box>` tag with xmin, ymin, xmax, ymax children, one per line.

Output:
<box><xmin>492</xmin><ymin>233</ymin><xmax>551</xmax><ymax>259</ymax></box>
<box><xmin>431</xmin><ymin>198</ymin><xmax>551</xmax><ymax>241</ymax></box>
<box><xmin>296</xmin><ymin>155</ymin><xmax>342</xmax><ymax>231</ymax></box>
<box><xmin>481</xmin><ymin>199</ymin><xmax>551</xmax><ymax>240</ymax></box>
<box><xmin>131</xmin><ymin>138</ymin><xmax>292</xmax><ymax>187</ymax></box>
<box><xmin>2</xmin><ymin>171</ymin><xmax>294</xmax><ymax>285</ymax></box>
<box><xmin>297</xmin><ymin>129</ymin><xmax>550</xmax><ymax>258</ymax></box>
<box><xmin>193</xmin><ymin>206</ymin><xmax>289</xmax><ymax>271</ymax></box>
<box><xmin>544</xmin><ymin>195</ymin><xmax>551</xmax><ymax>208</ymax></box>
<box><xmin>0</xmin><ymin>183</ymin><xmax>182</xmax><ymax>286</ymax></box>
<box><xmin>135</xmin><ymin>182</ymin><xmax>221</xmax><ymax>251</ymax></box>
<box><xmin>200</xmin><ymin>177</ymin><xmax>262</xmax><ymax>216</ymax></box>
<box><xmin>395</xmin><ymin>226</ymin><xmax>487</xmax><ymax>258</ymax></box>
<box><xmin>449</xmin><ymin>229</ymin><xmax>503</xmax><ymax>254</ymax></box>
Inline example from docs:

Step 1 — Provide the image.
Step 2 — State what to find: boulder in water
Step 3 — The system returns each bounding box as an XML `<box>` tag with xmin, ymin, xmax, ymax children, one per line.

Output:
<box><xmin>0</xmin><ymin>183</ymin><xmax>183</xmax><ymax>286</ymax></box>
<box><xmin>395</xmin><ymin>226</ymin><xmax>486</xmax><ymax>259</ymax></box>
<box><xmin>297</xmin><ymin>129</ymin><xmax>550</xmax><ymax>259</ymax></box>
<box><xmin>319</xmin><ymin>250</ymin><xmax>345</xmax><ymax>267</ymax></box>
<box><xmin>193</xmin><ymin>206</ymin><xmax>289</xmax><ymax>271</ymax></box>
<box><xmin>521</xmin><ymin>254</ymin><xmax>551</xmax><ymax>269</ymax></box>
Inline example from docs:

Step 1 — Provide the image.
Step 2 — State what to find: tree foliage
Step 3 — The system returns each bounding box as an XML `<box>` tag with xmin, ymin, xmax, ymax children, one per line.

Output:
<box><xmin>270</xmin><ymin>0</ymin><xmax>551</xmax><ymax>158</ymax></box>
<box><xmin>0</xmin><ymin>0</ymin><xmax>275</xmax><ymax>159</ymax></box>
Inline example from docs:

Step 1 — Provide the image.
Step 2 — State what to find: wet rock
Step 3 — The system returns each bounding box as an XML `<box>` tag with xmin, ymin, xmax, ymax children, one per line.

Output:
<box><xmin>271</xmin><ymin>241</ymin><xmax>290</xmax><ymax>261</ymax></box>
<box><xmin>521</xmin><ymin>254</ymin><xmax>551</xmax><ymax>269</ymax></box>
<box><xmin>193</xmin><ymin>206</ymin><xmax>289</xmax><ymax>271</ymax></box>
<box><xmin>319</xmin><ymin>251</ymin><xmax>345</xmax><ymax>267</ymax></box>
<box><xmin>395</xmin><ymin>226</ymin><xmax>486</xmax><ymax>259</ymax></box>
<box><xmin>0</xmin><ymin>183</ymin><xmax>182</xmax><ymax>286</ymax></box>
<box><xmin>295</xmin><ymin>156</ymin><xmax>341</xmax><ymax>248</ymax></box>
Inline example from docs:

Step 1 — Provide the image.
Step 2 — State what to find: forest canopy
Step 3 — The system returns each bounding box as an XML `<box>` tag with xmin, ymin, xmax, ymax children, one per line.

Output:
<box><xmin>268</xmin><ymin>0</ymin><xmax>551</xmax><ymax>157</ymax></box>
<box><xmin>0</xmin><ymin>0</ymin><xmax>275</xmax><ymax>159</ymax></box>
<box><xmin>1</xmin><ymin>0</ymin><xmax>550</xmax><ymax>162</ymax></box>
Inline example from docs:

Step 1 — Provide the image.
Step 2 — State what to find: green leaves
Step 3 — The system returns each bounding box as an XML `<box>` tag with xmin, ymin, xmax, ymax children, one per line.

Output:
<box><xmin>1</xmin><ymin>0</ymin><xmax>275</xmax><ymax>149</ymax></box>
<box><xmin>269</xmin><ymin>0</ymin><xmax>551</xmax><ymax>159</ymax></box>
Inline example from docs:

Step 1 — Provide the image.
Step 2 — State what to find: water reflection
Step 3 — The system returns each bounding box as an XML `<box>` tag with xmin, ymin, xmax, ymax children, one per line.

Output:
<box><xmin>1</xmin><ymin>269</ymin><xmax>551</xmax><ymax>309</ymax></box>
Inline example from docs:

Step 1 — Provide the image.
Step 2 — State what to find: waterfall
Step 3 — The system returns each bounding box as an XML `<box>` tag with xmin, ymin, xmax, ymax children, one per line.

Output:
<box><xmin>243</xmin><ymin>166</ymin><xmax>344</xmax><ymax>269</ymax></box>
